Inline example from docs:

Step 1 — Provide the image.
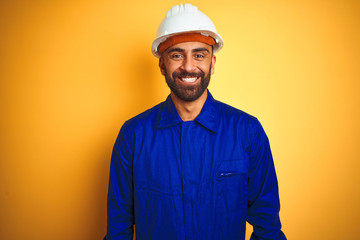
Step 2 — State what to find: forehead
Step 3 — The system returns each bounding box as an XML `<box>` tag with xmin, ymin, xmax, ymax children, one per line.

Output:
<box><xmin>166</xmin><ymin>41</ymin><xmax>213</xmax><ymax>53</ymax></box>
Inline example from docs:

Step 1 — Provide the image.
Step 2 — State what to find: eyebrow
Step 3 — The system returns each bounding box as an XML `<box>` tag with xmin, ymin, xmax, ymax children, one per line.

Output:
<box><xmin>192</xmin><ymin>48</ymin><xmax>210</xmax><ymax>53</ymax></box>
<box><xmin>167</xmin><ymin>47</ymin><xmax>210</xmax><ymax>54</ymax></box>
<box><xmin>167</xmin><ymin>48</ymin><xmax>184</xmax><ymax>54</ymax></box>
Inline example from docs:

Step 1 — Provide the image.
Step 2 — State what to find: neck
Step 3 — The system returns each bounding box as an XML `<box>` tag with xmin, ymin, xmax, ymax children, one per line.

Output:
<box><xmin>170</xmin><ymin>90</ymin><xmax>208</xmax><ymax>121</ymax></box>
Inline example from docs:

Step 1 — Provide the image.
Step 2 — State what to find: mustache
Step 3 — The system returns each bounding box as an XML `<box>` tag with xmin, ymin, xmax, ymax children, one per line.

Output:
<box><xmin>172</xmin><ymin>71</ymin><xmax>205</xmax><ymax>79</ymax></box>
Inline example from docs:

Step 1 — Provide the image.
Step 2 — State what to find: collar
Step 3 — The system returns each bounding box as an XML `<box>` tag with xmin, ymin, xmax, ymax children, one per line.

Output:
<box><xmin>157</xmin><ymin>90</ymin><xmax>219</xmax><ymax>133</ymax></box>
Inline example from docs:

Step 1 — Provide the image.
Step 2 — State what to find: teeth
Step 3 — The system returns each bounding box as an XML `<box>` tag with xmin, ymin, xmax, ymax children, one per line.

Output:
<box><xmin>181</xmin><ymin>77</ymin><xmax>197</xmax><ymax>83</ymax></box>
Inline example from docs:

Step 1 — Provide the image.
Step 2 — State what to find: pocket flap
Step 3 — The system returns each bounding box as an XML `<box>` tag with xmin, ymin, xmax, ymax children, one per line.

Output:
<box><xmin>216</xmin><ymin>160</ymin><xmax>248</xmax><ymax>177</ymax></box>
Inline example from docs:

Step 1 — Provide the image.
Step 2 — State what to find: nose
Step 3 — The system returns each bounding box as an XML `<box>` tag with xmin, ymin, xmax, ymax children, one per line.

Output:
<box><xmin>181</xmin><ymin>56</ymin><xmax>196</xmax><ymax>72</ymax></box>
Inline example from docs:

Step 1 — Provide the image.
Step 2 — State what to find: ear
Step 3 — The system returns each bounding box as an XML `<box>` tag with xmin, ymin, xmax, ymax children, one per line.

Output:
<box><xmin>159</xmin><ymin>57</ymin><xmax>166</xmax><ymax>76</ymax></box>
<box><xmin>210</xmin><ymin>55</ymin><xmax>216</xmax><ymax>75</ymax></box>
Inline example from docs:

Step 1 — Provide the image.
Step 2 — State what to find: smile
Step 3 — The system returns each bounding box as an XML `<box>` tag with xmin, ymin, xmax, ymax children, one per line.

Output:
<box><xmin>179</xmin><ymin>77</ymin><xmax>199</xmax><ymax>83</ymax></box>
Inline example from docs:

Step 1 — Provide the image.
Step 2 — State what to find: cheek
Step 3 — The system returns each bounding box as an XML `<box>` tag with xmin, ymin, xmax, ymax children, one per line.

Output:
<box><xmin>166</xmin><ymin>65</ymin><xmax>181</xmax><ymax>75</ymax></box>
<box><xmin>201</xmin><ymin>63</ymin><xmax>213</xmax><ymax>75</ymax></box>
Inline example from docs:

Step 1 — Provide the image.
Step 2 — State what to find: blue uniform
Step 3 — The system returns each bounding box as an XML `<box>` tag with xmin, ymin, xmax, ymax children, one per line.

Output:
<box><xmin>105</xmin><ymin>91</ymin><xmax>286</xmax><ymax>240</ymax></box>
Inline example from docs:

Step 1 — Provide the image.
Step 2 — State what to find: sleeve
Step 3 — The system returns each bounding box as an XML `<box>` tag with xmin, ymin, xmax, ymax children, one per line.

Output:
<box><xmin>246</xmin><ymin>119</ymin><xmax>286</xmax><ymax>240</ymax></box>
<box><xmin>105</xmin><ymin>122</ymin><xmax>135</xmax><ymax>240</ymax></box>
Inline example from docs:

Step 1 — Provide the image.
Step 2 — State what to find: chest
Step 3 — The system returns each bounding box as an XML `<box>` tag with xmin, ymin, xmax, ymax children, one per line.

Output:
<box><xmin>133</xmin><ymin>121</ymin><xmax>249</xmax><ymax>193</ymax></box>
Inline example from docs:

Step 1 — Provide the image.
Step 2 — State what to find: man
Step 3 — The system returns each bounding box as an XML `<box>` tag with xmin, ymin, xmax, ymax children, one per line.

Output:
<box><xmin>105</xmin><ymin>4</ymin><xmax>286</xmax><ymax>240</ymax></box>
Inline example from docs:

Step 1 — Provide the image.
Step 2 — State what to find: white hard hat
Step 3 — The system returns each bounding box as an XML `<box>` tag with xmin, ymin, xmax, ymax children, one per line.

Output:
<box><xmin>152</xmin><ymin>3</ymin><xmax>224</xmax><ymax>57</ymax></box>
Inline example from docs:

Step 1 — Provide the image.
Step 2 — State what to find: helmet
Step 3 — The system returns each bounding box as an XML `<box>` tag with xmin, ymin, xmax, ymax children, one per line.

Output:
<box><xmin>152</xmin><ymin>4</ymin><xmax>224</xmax><ymax>57</ymax></box>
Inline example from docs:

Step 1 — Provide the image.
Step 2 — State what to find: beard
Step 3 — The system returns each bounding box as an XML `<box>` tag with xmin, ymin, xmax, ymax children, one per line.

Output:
<box><xmin>164</xmin><ymin>64</ymin><xmax>212</xmax><ymax>102</ymax></box>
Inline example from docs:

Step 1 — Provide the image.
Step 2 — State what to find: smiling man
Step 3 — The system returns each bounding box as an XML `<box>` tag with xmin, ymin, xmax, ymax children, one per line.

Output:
<box><xmin>105</xmin><ymin>4</ymin><xmax>286</xmax><ymax>240</ymax></box>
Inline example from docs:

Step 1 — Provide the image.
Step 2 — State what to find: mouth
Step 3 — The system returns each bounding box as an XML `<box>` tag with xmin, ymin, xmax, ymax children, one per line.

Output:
<box><xmin>178</xmin><ymin>76</ymin><xmax>199</xmax><ymax>83</ymax></box>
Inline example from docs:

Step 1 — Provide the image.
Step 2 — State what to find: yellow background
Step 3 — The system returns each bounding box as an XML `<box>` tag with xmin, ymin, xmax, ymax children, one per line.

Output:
<box><xmin>1</xmin><ymin>0</ymin><xmax>359</xmax><ymax>239</ymax></box>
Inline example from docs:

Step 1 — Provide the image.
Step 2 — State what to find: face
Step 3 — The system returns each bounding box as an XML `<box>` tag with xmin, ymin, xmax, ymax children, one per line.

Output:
<box><xmin>159</xmin><ymin>41</ymin><xmax>216</xmax><ymax>102</ymax></box>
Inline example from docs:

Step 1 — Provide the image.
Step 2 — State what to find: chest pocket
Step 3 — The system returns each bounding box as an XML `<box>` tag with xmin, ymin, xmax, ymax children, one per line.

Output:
<box><xmin>215</xmin><ymin>159</ymin><xmax>249</xmax><ymax>213</ymax></box>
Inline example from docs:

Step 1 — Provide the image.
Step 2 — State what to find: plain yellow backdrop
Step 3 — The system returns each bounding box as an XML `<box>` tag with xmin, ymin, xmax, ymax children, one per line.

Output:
<box><xmin>1</xmin><ymin>0</ymin><xmax>359</xmax><ymax>239</ymax></box>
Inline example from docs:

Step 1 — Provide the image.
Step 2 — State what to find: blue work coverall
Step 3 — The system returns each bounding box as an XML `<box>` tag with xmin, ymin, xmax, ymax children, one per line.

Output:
<box><xmin>105</xmin><ymin>91</ymin><xmax>286</xmax><ymax>240</ymax></box>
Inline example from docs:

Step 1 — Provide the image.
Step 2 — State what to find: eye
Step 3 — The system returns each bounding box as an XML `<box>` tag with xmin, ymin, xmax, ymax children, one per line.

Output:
<box><xmin>194</xmin><ymin>53</ymin><xmax>205</xmax><ymax>59</ymax></box>
<box><xmin>170</xmin><ymin>53</ymin><xmax>183</xmax><ymax>60</ymax></box>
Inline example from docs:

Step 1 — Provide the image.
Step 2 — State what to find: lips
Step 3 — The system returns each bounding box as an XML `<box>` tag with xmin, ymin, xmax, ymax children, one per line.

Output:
<box><xmin>173</xmin><ymin>71</ymin><xmax>203</xmax><ymax>84</ymax></box>
<box><xmin>179</xmin><ymin>77</ymin><xmax>198</xmax><ymax>83</ymax></box>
